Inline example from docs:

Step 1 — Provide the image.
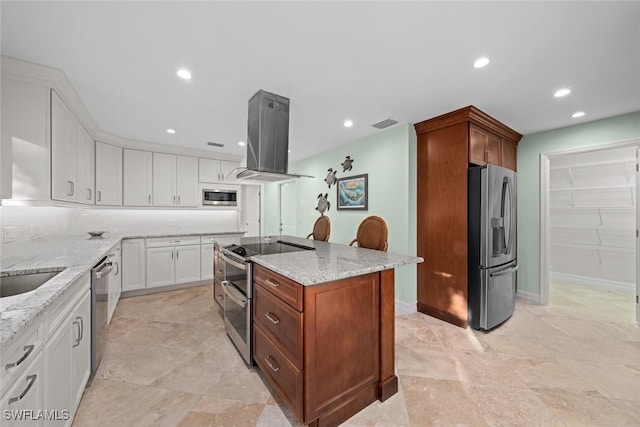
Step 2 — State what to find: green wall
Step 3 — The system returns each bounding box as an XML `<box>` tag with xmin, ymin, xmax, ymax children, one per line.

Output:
<box><xmin>262</xmin><ymin>124</ymin><xmax>418</xmax><ymax>304</ymax></box>
<box><xmin>517</xmin><ymin>111</ymin><xmax>640</xmax><ymax>296</ymax></box>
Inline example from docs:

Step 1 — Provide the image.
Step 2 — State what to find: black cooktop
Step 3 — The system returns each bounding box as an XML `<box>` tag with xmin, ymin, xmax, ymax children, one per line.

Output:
<box><xmin>225</xmin><ymin>240</ymin><xmax>315</xmax><ymax>259</ymax></box>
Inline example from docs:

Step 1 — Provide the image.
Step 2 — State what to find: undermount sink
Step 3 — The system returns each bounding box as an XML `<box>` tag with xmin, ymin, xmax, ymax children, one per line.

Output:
<box><xmin>0</xmin><ymin>270</ymin><xmax>63</xmax><ymax>298</ymax></box>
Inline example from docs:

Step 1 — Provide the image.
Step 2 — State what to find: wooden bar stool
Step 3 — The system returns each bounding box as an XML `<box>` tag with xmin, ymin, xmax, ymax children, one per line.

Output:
<box><xmin>306</xmin><ymin>215</ymin><xmax>331</xmax><ymax>241</ymax></box>
<box><xmin>349</xmin><ymin>216</ymin><xmax>388</xmax><ymax>251</ymax></box>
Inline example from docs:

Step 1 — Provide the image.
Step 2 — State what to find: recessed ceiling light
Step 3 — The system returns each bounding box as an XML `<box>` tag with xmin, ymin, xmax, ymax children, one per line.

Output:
<box><xmin>473</xmin><ymin>57</ymin><xmax>490</xmax><ymax>68</ymax></box>
<box><xmin>571</xmin><ymin>111</ymin><xmax>586</xmax><ymax>118</ymax></box>
<box><xmin>554</xmin><ymin>88</ymin><xmax>571</xmax><ymax>97</ymax></box>
<box><xmin>288</xmin><ymin>150</ymin><xmax>291</xmax><ymax>153</ymax></box>
<box><xmin>238</xmin><ymin>141</ymin><xmax>246</xmax><ymax>146</ymax></box>
<box><xmin>344</xmin><ymin>119</ymin><xmax>353</xmax><ymax>128</ymax></box>
<box><xmin>176</xmin><ymin>69</ymin><xmax>192</xmax><ymax>80</ymax></box>
<box><xmin>166</xmin><ymin>128</ymin><xmax>176</xmax><ymax>134</ymax></box>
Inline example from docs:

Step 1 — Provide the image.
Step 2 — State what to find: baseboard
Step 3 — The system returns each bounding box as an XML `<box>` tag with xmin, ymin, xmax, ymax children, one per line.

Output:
<box><xmin>395</xmin><ymin>299</ymin><xmax>416</xmax><ymax>315</ymax></box>
<box><xmin>550</xmin><ymin>272</ymin><xmax>635</xmax><ymax>292</ymax></box>
<box><xmin>516</xmin><ymin>290</ymin><xmax>541</xmax><ymax>303</ymax></box>
<box><xmin>121</xmin><ymin>280</ymin><xmax>211</xmax><ymax>298</ymax></box>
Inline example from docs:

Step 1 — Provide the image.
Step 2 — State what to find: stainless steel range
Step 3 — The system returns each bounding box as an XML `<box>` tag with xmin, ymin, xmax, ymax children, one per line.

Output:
<box><xmin>220</xmin><ymin>239</ymin><xmax>315</xmax><ymax>365</ymax></box>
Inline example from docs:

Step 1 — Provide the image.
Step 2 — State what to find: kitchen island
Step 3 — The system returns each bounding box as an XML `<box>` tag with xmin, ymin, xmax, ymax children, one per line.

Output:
<box><xmin>236</xmin><ymin>236</ymin><xmax>422</xmax><ymax>427</ymax></box>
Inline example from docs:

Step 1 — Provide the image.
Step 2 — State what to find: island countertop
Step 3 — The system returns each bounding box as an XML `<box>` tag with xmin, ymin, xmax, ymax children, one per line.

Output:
<box><xmin>224</xmin><ymin>235</ymin><xmax>423</xmax><ymax>286</ymax></box>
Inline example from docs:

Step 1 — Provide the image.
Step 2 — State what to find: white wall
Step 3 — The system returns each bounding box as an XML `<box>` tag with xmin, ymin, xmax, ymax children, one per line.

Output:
<box><xmin>0</xmin><ymin>206</ymin><xmax>239</xmax><ymax>244</ymax></box>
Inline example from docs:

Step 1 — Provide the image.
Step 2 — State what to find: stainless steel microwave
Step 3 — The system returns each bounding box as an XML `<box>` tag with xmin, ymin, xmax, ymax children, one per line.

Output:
<box><xmin>203</xmin><ymin>189</ymin><xmax>237</xmax><ymax>206</ymax></box>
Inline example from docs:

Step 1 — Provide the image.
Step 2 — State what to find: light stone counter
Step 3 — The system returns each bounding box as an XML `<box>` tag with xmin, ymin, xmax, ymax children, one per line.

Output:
<box><xmin>225</xmin><ymin>235</ymin><xmax>423</xmax><ymax>286</ymax></box>
<box><xmin>0</xmin><ymin>230</ymin><xmax>243</xmax><ymax>350</ymax></box>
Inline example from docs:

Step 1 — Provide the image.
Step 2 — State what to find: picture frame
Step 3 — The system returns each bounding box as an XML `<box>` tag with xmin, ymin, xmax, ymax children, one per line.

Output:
<box><xmin>336</xmin><ymin>174</ymin><xmax>368</xmax><ymax>211</ymax></box>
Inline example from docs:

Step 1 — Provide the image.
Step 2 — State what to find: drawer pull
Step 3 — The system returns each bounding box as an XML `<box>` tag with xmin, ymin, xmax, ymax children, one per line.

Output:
<box><xmin>8</xmin><ymin>374</ymin><xmax>37</xmax><ymax>405</ymax></box>
<box><xmin>264</xmin><ymin>356</ymin><xmax>280</xmax><ymax>373</ymax></box>
<box><xmin>264</xmin><ymin>312</ymin><xmax>280</xmax><ymax>324</ymax></box>
<box><xmin>265</xmin><ymin>278</ymin><xmax>280</xmax><ymax>288</ymax></box>
<box><xmin>5</xmin><ymin>345</ymin><xmax>35</xmax><ymax>372</ymax></box>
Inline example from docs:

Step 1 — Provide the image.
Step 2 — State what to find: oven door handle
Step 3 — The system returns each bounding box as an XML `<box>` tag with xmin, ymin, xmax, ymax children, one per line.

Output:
<box><xmin>221</xmin><ymin>253</ymin><xmax>247</xmax><ymax>271</ymax></box>
<box><xmin>222</xmin><ymin>281</ymin><xmax>247</xmax><ymax>308</ymax></box>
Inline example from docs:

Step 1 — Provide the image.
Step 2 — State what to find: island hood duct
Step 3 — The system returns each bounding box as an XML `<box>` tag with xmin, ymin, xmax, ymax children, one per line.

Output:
<box><xmin>236</xmin><ymin>89</ymin><xmax>312</xmax><ymax>182</ymax></box>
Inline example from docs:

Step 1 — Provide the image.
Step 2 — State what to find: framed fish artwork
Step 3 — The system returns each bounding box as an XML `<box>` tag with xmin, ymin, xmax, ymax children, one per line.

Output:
<box><xmin>336</xmin><ymin>174</ymin><xmax>368</xmax><ymax>211</ymax></box>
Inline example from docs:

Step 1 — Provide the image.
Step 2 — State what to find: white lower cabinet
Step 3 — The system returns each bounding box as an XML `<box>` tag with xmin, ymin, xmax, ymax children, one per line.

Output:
<box><xmin>42</xmin><ymin>277</ymin><xmax>91</xmax><ymax>426</ymax></box>
<box><xmin>107</xmin><ymin>246</ymin><xmax>122</xmax><ymax>324</ymax></box>
<box><xmin>146</xmin><ymin>240</ymin><xmax>201</xmax><ymax>288</ymax></box>
<box><xmin>201</xmin><ymin>243</ymin><xmax>214</xmax><ymax>280</ymax></box>
<box><xmin>122</xmin><ymin>239</ymin><xmax>146</xmax><ymax>291</ymax></box>
<box><xmin>146</xmin><ymin>247</ymin><xmax>175</xmax><ymax>288</ymax></box>
<box><xmin>1</xmin><ymin>353</ymin><xmax>43</xmax><ymax>427</ymax></box>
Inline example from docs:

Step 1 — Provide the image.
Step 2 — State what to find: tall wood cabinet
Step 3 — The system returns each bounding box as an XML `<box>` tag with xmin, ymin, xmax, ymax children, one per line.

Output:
<box><xmin>414</xmin><ymin>106</ymin><xmax>522</xmax><ymax>328</ymax></box>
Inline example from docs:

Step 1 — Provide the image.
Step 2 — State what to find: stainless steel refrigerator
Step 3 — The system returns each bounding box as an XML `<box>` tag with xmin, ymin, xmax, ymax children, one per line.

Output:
<box><xmin>468</xmin><ymin>164</ymin><xmax>517</xmax><ymax>330</ymax></box>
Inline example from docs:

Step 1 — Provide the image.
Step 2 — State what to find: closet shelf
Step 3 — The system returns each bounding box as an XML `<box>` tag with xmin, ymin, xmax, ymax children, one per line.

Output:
<box><xmin>550</xmin><ymin>205</ymin><xmax>635</xmax><ymax>210</ymax></box>
<box><xmin>550</xmin><ymin>184</ymin><xmax>635</xmax><ymax>192</ymax></box>
<box><xmin>550</xmin><ymin>225</ymin><xmax>634</xmax><ymax>232</ymax></box>
<box><xmin>550</xmin><ymin>158</ymin><xmax>634</xmax><ymax>170</ymax></box>
<box><xmin>551</xmin><ymin>242</ymin><xmax>635</xmax><ymax>253</ymax></box>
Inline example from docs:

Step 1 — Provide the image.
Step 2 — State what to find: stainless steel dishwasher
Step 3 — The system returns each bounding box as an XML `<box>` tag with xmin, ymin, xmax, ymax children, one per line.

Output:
<box><xmin>90</xmin><ymin>256</ymin><xmax>113</xmax><ymax>380</ymax></box>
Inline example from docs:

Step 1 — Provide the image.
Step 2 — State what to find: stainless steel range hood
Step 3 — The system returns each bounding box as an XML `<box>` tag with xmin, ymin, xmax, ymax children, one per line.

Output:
<box><xmin>236</xmin><ymin>90</ymin><xmax>312</xmax><ymax>182</ymax></box>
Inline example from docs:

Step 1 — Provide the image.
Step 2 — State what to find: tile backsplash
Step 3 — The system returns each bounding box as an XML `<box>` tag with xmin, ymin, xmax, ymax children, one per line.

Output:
<box><xmin>0</xmin><ymin>206</ymin><xmax>240</xmax><ymax>244</ymax></box>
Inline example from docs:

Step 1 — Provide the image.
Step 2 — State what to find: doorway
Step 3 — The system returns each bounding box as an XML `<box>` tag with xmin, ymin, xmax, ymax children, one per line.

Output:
<box><xmin>540</xmin><ymin>142</ymin><xmax>640</xmax><ymax>322</ymax></box>
<box><xmin>241</xmin><ymin>185</ymin><xmax>261</xmax><ymax>237</ymax></box>
<box><xmin>279</xmin><ymin>180</ymin><xmax>298</xmax><ymax>235</ymax></box>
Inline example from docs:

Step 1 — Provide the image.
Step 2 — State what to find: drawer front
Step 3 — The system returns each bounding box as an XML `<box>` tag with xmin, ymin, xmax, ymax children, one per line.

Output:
<box><xmin>1</xmin><ymin>323</ymin><xmax>42</xmax><ymax>395</ymax></box>
<box><xmin>254</xmin><ymin>285</ymin><xmax>303</xmax><ymax>368</ymax></box>
<box><xmin>254</xmin><ymin>324</ymin><xmax>303</xmax><ymax>420</ymax></box>
<box><xmin>214</xmin><ymin>253</ymin><xmax>225</xmax><ymax>280</ymax></box>
<box><xmin>200</xmin><ymin>235</ymin><xmax>217</xmax><ymax>244</ymax></box>
<box><xmin>253</xmin><ymin>264</ymin><xmax>303</xmax><ymax>311</ymax></box>
<box><xmin>146</xmin><ymin>236</ymin><xmax>200</xmax><ymax>248</ymax></box>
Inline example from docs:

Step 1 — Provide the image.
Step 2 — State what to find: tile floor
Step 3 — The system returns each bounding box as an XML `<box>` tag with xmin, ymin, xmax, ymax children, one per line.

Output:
<box><xmin>72</xmin><ymin>282</ymin><xmax>640</xmax><ymax>426</ymax></box>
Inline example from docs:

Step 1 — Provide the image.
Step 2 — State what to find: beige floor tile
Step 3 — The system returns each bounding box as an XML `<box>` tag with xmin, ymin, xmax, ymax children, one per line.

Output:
<box><xmin>534</xmin><ymin>387</ymin><xmax>638</xmax><ymax>427</ymax></box>
<box><xmin>255</xmin><ymin>403</ymin><xmax>303</xmax><ymax>427</ymax></box>
<box><xmin>558</xmin><ymin>358</ymin><xmax>640</xmax><ymax>401</ymax></box>
<box><xmin>395</xmin><ymin>341</ymin><xmax>460</xmax><ymax>380</ymax></box>
<box><xmin>345</xmin><ymin>377</ymin><xmax>410</xmax><ymax>426</ymax></box>
<box><xmin>178</xmin><ymin>396</ymin><xmax>265</xmax><ymax>427</ymax></box>
<box><xmin>468</xmin><ymin>384</ymin><xmax>565</xmax><ymax>427</ymax></box>
<box><xmin>205</xmin><ymin>361</ymin><xmax>271</xmax><ymax>404</ymax></box>
<box><xmin>449</xmin><ymin>349</ymin><xmax>528</xmax><ymax>388</ymax></box>
<box><xmin>400</xmin><ymin>376</ymin><xmax>488</xmax><ymax>427</ymax></box>
<box><xmin>609</xmin><ymin>399</ymin><xmax>640</xmax><ymax>424</ymax></box>
<box><xmin>73</xmin><ymin>379</ymin><xmax>200</xmax><ymax>427</ymax></box>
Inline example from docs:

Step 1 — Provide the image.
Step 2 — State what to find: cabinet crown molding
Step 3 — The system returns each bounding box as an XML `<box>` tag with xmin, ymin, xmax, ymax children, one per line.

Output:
<box><xmin>414</xmin><ymin>105</ymin><xmax>523</xmax><ymax>143</ymax></box>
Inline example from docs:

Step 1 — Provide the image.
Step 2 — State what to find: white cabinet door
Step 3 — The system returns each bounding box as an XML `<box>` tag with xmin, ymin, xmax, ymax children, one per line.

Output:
<box><xmin>176</xmin><ymin>155</ymin><xmax>198</xmax><ymax>207</ymax></box>
<box><xmin>201</xmin><ymin>243</ymin><xmax>214</xmax><ymax>280</ymax></box>
<box><xmin>108</xmin><ymin>247</ymin><xmax>122</xmax><ymax>324</ymax></box>
<box><xmin>71</xmin><ymin>290</ymin><xmax>91</xmax><ymax>409</ymax></box>
<box><xmin>123</xmin><ymin>149</ymin><xmax>153</xmax><ymax>206</ymax></box>
<box><xmin>146</xmin><ymin>247</ymin><xmax>175</xmax><ymax>288</ymax></box>
<box><xmin>198</xmin><ymin>158</ymin><xmax>221</xmax><ymax>183</ymax></box>
<box><xmin>77</xmin><ymin>128</ymin><xmax>95</xmax><ymax>205</ymax></box>
<box><xmin>220</xmin><ymin>160</ymin><xmax>239</xmax><ymax>183</ymax></box>
<box><xmin>153</xmin><ymin>153</ymin><xmax>177</xmax><ymax>206</ymax></box>
<box><xmin>175</xmin><ymin>244</ymin><xmax>201</xmax><ymax>284</ymax></box>
<box><xmin>122</xmin><ymin>239</ymin><xmax>146</xmax><ymax>291</ymax></box>
<box><xmin>1</xmin><ymin>353</ymin><xmax>43</xmax><ymax>427</ymax></box>
<box><xmin>51</xmin><ymin>91</ymin><xmax>78</xmax><ymax>203</ymax></box>
<box><xmin>1</xmin><ymin>77</ymin><xmax>49</xmax><ymax>201</ymax></box>
<box><xmin>95</xmin><ymin>142</ymin><xmax>122</xmax><ymax>206</ymax></box>
<box><xmin>43</xmin><ymin>314</ymin><xmax>73</xmax><ymax>427</ymax></box>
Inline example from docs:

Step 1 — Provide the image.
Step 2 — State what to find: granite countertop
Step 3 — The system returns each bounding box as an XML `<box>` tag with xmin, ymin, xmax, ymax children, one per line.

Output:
<box><xmin>224</xmin><ymin>235</ymin><xmax>424</xmax><ymax>286</ymax></box>
<box><xmin>0</xmin><ymin>230</ymin><xmax>244</xmax><ymax>351</ymax></box>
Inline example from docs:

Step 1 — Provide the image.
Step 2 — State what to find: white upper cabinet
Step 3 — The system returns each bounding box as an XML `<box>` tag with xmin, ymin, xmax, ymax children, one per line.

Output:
<box><xmin>1</xmin><ymin>77</ymin><xmax>50</xmax><ymax>201</ymax></box>
<box><xmin>198</xmin><ymin>158</ymin><xmax>240</xmax><ymax>184</ymax></box>
<box><xmin>176</xmin><ymin>155</ymin><xmax>198</xmax><ymax>207</ymax></box>
<box><xmin>95</xmin><ymin>141</ymin><xmax>122</xmax><ymax>206</ymax></box>
<box><xmin>77</xmin><ymin>127</ymin><xmax>95</xmax><ymax>205</ymax></box>
<box><xmin>153</xmin><ymin>152</ymin><xmax>177</xmax><ymax>206</ymax></box>
<box><xmin>123</xmin><ymin>149</ymin><xmax>153</xmax><ymax>206</ymax></box>
<box><xmin>51</xmin><ymin>90</ymin><xmax>78</xmax><ymax>203</ymax></box>
<box><xmin>153</xmin><ymin>153</ymin><xmax>198</xmax><ymax>207</ymax></box>
<box><xmin>51</xmin><ymin>90</ymin><xmax>94</xmax><ymax>205</ymax></box>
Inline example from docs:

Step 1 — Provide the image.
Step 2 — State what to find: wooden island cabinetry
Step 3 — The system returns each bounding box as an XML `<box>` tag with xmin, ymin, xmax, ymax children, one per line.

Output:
<box><xmin>252</xmin><ymin>264</ymin><xmax>397</xmax><ymax>427</ymax></box>
<box><xmin>414</xmin><ymin>106</ymin><xmax>522</xmax><ymax>328</ymax></box>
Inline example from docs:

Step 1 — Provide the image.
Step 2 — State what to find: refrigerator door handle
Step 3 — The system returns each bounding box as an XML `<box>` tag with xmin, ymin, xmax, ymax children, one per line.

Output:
<box><xmin>505</xmin><ymin>177</ymin><xmax>513</xmax><ymax>256</ymax></box>
<box><xmin>489</xmin><ymin>264</ymin><xmax>518</xmax><ymax>278</ymax></box>
<box><xmin>500</xmin><ymin>177</ymin><xmax>509</xmax><ymax>254</ymax></box>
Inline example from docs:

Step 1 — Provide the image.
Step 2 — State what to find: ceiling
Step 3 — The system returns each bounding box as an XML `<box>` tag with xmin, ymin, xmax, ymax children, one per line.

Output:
<box><xmin>2</xmin><ymin>1</ymin><xmax>639</xmax><ymax>162</ymax></box>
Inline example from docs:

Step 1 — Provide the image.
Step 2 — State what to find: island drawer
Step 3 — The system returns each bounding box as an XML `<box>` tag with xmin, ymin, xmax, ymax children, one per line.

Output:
<box><xmin>254</xmin><ymin>285</ymin><xmax>303</xmax><ymax>369</ymax></box>
<box><xmin>253</xmin><ymin>264</ymin><xmax>303</xmax><ymax>311</ymax></box>
<box><xmin>146</xmin><ymin>236</ymin><xmax>201</xmax><ymax>248</ymax></box>
<box><xmin>254</xmin><ymin>324</ymin><xmax>303</xmax><ymax>420</ymax></box>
